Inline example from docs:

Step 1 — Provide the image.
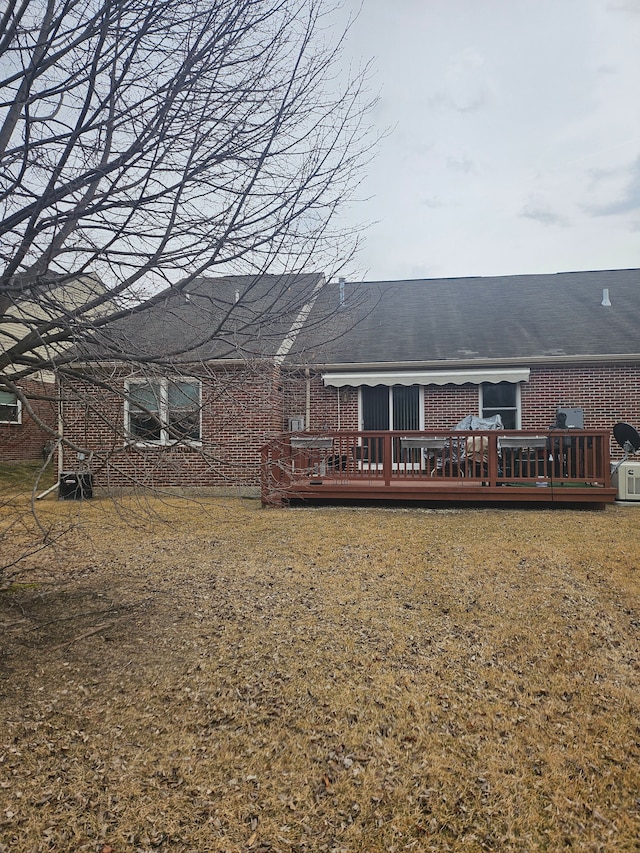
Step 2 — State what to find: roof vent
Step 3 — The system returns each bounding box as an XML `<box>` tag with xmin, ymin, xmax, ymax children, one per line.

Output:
<box><xmin>338</xmin><ymin>277</ymin><xmax>345</xmax><ymax>306</ymax></box>
<box><xmin>234</xmin><ymin>288</ymin><xmax>240</xmax><ymax>303</ymax></box>
<box><xmin>601</xmin><ymin>287</ymin><xmax>611</xmax><ymax>307</ymax></box>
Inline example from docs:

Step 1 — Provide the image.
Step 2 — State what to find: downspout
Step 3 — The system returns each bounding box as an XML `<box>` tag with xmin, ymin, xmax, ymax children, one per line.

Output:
<box><xmin>36</xmin><ymin>374</ymin><xmax>63</xmax><ymax>500</ymax></box>
<box><xmin>305</xmin><ymin>368</ymin><xmax>311</xmax><ymax>431</ymax></box>
<box><xmin>57</xmin><ymin>390</ymin><xmax>63</xmax><ymax>480</ymax></box>
<box><xmin>337</xmin><ymin>387</ymin><xmax>341</xmax><ymax>430</ymax></box>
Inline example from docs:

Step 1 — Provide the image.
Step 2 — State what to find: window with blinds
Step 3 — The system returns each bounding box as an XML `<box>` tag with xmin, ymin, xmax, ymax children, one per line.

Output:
<box><xmin>360</xmin><ymin>385</ymin><xmax>422</xmax><ymax>463</ymax></box>
<box><xmin>361</xmin><ymin>385</ymin><xmax>420</xmax><ymax>431</ymax></box>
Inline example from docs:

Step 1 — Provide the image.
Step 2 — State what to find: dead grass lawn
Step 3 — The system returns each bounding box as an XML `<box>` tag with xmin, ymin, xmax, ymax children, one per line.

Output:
<box><xmin>1</xmin><ymin>496</ymin><xmax>639</xmax><ymax>852</ymax></box>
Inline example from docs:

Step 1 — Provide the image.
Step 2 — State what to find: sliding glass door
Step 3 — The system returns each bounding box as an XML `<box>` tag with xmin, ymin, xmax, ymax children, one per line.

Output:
<box><xmin>360</xmin><ymin>385</ymin><xmax>422</xmax><ymax>464</ymax></box>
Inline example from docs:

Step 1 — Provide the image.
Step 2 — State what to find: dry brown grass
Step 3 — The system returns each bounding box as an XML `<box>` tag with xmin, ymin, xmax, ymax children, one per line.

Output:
<box><xmin>1</xmin><ymin>495</ymin><xmax>639</xmax><ymax>852</ymax></box>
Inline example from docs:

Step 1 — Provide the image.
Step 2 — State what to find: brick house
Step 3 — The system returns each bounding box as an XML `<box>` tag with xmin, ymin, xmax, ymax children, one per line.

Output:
<box><xmin>1</xmin><ymin>276</ymin><xmax>105</xmax><ymax>463</ymax></box>
<box><xmin>0</xmin><ymin>374</ymin><xmax>57</xmax><ymax>464</ymax></box>
<box><xmin>61</xmin><ymin>268</ymin><xmax>640</xmax><ymax>494</ymax></box>
<box><xmin>60</xmin><ymin>273</ymin><xmax>326</xmax><ymax>491</ymax></box>
<box><xmin>287</xmin><ymin>268</ymin><xmax>640</xmax><ymax>443</ymax></box>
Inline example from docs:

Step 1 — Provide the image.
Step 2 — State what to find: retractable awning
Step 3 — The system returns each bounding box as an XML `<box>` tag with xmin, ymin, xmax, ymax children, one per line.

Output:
<box><xmin>321</xmin><ymin>368</ymin><xmax>530</xmax><ymax>388</ymax></box>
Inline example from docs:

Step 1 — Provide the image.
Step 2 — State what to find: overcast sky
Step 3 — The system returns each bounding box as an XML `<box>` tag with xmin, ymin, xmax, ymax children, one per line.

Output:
<box><xmin>336</xmin><ymin>0</ymin><xmax>640</xmax><ymax>281</ymax></box>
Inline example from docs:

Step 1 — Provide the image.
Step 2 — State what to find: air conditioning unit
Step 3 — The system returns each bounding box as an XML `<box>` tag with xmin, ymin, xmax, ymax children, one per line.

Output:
<box><xmin>612</xmin><ymin>461</ymin><xmax>640</xmax><ymax>501</ymax></box>
<box><xmin>288</xmin><ymin>416</ymin><xmax>305</xmax><ymax>432</ymax></box>
<box><xmin>557</xmin><ymin>407</ymin><xmax>584</xmax><ymax>428</ymax></box>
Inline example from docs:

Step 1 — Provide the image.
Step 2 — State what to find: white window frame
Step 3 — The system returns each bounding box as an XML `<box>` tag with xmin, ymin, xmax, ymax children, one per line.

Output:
<box><xmin>125</xmin><ymin>377</ymin><xmax>202</xmax><ymax>447</ymax></box>
<box><xmin>479</xmin><ymin>382</ymin><xmax>521</xmax><ymax>429</ymax></box>
<box><xmin>0</xmin><ymin>391</ymin><xmax>22</xmax><ymax>424</ymax></box>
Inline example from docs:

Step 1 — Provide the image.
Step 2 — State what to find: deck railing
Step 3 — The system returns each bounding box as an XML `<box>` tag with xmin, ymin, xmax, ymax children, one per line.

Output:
<box><xmin>261</xmin><ymin>429</ymin><xmax>613</xmax><ymax>505</ymax></box>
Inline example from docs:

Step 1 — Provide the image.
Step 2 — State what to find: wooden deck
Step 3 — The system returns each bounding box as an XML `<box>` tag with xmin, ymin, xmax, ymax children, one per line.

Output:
<box><xmin>261</xmin><ymin>429</ymin><xmax>617</xmax><ymax>507</ymax></box>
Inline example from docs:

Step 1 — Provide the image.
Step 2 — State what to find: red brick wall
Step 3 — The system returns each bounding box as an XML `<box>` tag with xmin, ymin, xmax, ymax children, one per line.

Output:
<box><xmin>280</xmin><ymin>374</ymin><xmax>360</xmax><ymax>431</ymax></box>
<box><xmin>309</xmin><ymin>377</ymin><xmax>358</xmax><ymax>430</ymax></box>
<box><xmin>62</xmin><ymin>365</ymin><xmax>283</xmax><ymax>489</ymax></box>
<box><xmin>281</xmin><ymin>369</ymin><xmax>307</xmax><ymax>431</ymax></box>
<box><xmin>520</xmin><ymin>364</ymin><xmax>640</xmax><ymax>430</ymax></box>
<box><xmin>298</xmin><ymin>362</ymin><xmax>640</xmax><ymax>439</ymax></box>
<box><xmin>424</xmin><ymin>384</ymin><xmax>479</xmax><ymax>428</ymax></box>
<box><xmin>1</xmin><ymin>379</ymin><xmax>57</xmax><ymax>463</ymax></box>
<box><xmin>58</xmin><ymin>360</ymin><xmax>640</xmax><ymax>489</ymax></box>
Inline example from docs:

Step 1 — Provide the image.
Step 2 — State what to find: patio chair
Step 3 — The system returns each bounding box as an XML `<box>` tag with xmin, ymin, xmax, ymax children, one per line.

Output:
<box><xmin>463</xmin><ymin>435</ymin><xmax>489</xmax><ymax>480</ymax></box>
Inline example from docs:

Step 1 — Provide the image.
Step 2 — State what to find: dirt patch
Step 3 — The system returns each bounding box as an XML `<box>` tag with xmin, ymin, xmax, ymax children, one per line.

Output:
<box><xmin>1</xmin><ymin>497</ymin><xmax>639</xmax><ymax>851</ymax></box>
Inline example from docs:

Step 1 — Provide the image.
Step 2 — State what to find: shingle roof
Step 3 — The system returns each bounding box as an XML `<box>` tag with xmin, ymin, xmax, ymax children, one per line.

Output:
<box><xmin>287</xmin><ymin>268</ymin><xmax>640</xmax><ymax>367</ymax></box>
<box><xmin>79</xmin><ymin>272</ymin><xmax>324</xmax><ymax>363</ymax></box>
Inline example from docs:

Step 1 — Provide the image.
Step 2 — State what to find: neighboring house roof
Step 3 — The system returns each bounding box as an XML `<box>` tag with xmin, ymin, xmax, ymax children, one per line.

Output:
<box><xmin>1</xmin><ymin>274</ymin><xmax>108</xmax><ymax>381</ymax></box>
<box><xmin>77</xmin><ymin>273</ymin><xmax>326</xmax><ymax>364</ymax></box>
<box><xmin>288</xmin><ymin>268</ymin><xmax>640</xmax><ymax>368</ymax></box>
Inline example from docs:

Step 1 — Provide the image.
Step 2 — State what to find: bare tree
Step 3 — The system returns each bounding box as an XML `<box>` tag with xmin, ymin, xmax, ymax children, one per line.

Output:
<box><xmin>0</xmin><ymin>0</ymin><xmax>373</xmax><ymax>386</ymax></box>
<box><xmin>0</xmin><ymin>0</ymin><xmax>375</xmax><ymax>583</ymax></box>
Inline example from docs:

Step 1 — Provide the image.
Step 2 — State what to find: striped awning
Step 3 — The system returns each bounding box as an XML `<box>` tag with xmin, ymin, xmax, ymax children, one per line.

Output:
<box><xmin>321</xmin><ymin>368</ymin><xmax>530</xmax><ymax>388</ymax></box>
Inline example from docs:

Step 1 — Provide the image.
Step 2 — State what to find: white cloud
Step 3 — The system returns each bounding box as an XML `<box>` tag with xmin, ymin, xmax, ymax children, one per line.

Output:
<box><xmin>446</xmin><ymin>156</ymin><xmax>476</xmax><ymax>174</ymax></box>
<box><xmin>336</xmin><ymin>0</ymin><xmax>640</xmax><ymax>279</ymax></box>
<box><xmin>430</xmin><ymin>49</ymin><xmax>492</xmax><ymax>113</ymax></box>
<box><xmin>588</xmin><ymin>158</ymin><xmax>640</xmax><ymax>216</ymax></box>
<box><xmin>520</xmin><ymin>197</ymin><xmax>570</xmax><ymax>228</ymax></box>
<box><xmin>607</xmin><ymin>0</ymin><xmax>640</xmax><ymax>12</ymax></box>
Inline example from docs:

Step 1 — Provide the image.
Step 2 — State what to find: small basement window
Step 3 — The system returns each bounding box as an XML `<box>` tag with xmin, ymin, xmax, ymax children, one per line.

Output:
<box><xmin>480</xmin><ymin>382</ymin><xmax>520</xmax><ymax>429</ymax></box>
<box><xmin>126</xmin><ymin>378</ymin><xmax>201</xmax><ymax>445</ymax></box>
<box><xmin>0</xmin><ymin>390</ymin><xmax>21</xmax><ymax>424</ymax></box>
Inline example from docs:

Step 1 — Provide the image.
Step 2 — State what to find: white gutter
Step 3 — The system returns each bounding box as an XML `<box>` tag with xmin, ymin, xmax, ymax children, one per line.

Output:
<box><xmin>67</xmin><ymin>357</ymin><xmax>250</xmax><ymax>370</ymax></box>
<box><xmin>304</xmin><ymin>353</ymin><xmax>640</xmax><ymax>371</ymax></box>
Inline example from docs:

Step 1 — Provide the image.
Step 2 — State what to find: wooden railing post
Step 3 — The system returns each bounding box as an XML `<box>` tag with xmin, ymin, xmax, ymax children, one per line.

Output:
<box><xmin>261</xmin><ymin>440</ymin><xmax>283</xmax><ymax>506</ymax></box>
<box><xmin>384</xmin><ymin>432</ymin><xmax>392</xmax><ymax>486</ymax></box>
<box><xmin>487</xmin><ymin>433</ymin><xmax>498</xmax><ymax>485</ymax></box>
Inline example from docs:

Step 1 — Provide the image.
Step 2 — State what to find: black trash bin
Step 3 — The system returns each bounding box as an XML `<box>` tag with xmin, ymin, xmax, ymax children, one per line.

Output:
<box><xmin>58</xmin><ymin>472</ymin><xmax>93</xmax><ymax>500</ymax></box>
